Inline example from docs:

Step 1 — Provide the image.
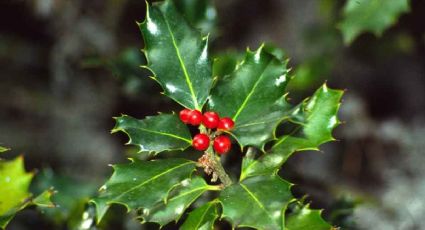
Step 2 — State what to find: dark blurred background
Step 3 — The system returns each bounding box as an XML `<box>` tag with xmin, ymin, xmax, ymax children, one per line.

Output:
<box><xmin>1</xmin><ymin>0</ymin><xmax>424</xmax><ymax>229</ymax></box>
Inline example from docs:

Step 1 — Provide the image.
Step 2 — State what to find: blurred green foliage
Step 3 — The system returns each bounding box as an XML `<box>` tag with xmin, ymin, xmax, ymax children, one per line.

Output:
<box><xmin>339</xmin><ymin>0</ymin><xmax>410</xmax><ymax>44</ymax></box>
<box><xmin>31</xmin><ymin>169</ymin><xmax>97</xmax><ymax>229</ymax></box>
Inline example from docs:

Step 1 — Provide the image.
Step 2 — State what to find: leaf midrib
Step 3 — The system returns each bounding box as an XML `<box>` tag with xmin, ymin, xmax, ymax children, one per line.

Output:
<box><xmin>126</xmin><ymin>126</ymin><xmax>191</xmax><ymax>143</ymax></box>
<box><xmin>163</xmin><ymin>12</ymin><xmax>199</xmax><ymax>110</ymax></box>
<box><xmin>232</xmin><ymin>57</ymin><xmax>273</xmax><ymax>121</ymax></box>
<box><xmin>112</xmin><ymin>161</ymin><xmax>194</xmax><ymax>202</ymax></box>
<box><xmin>239</xmin><ymin>183</ymin><xmax>276</xmax><ymax>225</ymax></box>
<box><xmin>167</xmin><ymin>186</ymin><xmax>210</xmax><ymax>203</ymax></box>
<box><xmin>194</xmin><ymin>202</ymin><xmax>216</xmax><ymax>230</ymax></box>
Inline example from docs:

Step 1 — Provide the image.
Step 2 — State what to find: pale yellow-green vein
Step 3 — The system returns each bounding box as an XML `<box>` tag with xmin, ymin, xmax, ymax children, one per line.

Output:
<box><xmin>112</xmin><ymin>162</ymin><xmax>194</xmax><ymax>202</ymax></box>
<box><xmin>232</xmin><ymin>58</ymin><xmax>273</xmax><ymax>121</ymax></box>
<box><xmin>239</xmin><ymin>183</ymin><xmax>276</xmax><ymax>223</ymax></box>
<box><xmin>163</xmin><ymin>14</ymin><xmax>199</xmax><ymax>109</ymax></box>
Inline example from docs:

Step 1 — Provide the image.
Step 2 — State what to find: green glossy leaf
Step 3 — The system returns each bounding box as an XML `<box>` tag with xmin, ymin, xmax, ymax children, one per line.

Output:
<box><xmin>174</xmin><ymin>0</ymin><xmax>217</xmax><ymax>35</ymax></box>
<box><xmin>286</xmin><ymin>204</ymin><xmax>333</xmax><ymax>230</ymax></box>
<box><xmin>219</xmin><ymin>175</ymin><xmax>293</xmax><ymax>230</ymax></box>
<box><xmin>0</xmin><ymin>157</ymin><xmax>55</xmax><ymax>229</ymax></box>
<box><xmin>91</xmin><ymin>158</ymin><xmax>196</xmax><ymax>223</ymax></box>
<box><xmin>241</xmin><ymin>84</ymin><xmax>343</xmax><ymax>180</ymax></box>
<box><xmin>181</xmin><ymin>201</ymin><xmax>218</xmax><ymax>230</ymax></box>
<box><xmin>112</xmin><ymin>114</ymin><xmax>192</xmax><ymax>154</ymax></box>
<box><xmin>139</xmin><ymin>0</ymin><xmax>213</xmax><ymax>110</ymax></box>
<box><xmin>140</xmin><ymin>176</ymin><xmax>218</xmax><ymax>226</ymax></box>
<box><xmin>209</xmin><ymin>45</ymin><xmax>291</xmax><ymax>150</ymax></box>
<box><xmin>339</xmin><ymin>0</ymin><xmax>410</xmax><ymax>44</ymax></box>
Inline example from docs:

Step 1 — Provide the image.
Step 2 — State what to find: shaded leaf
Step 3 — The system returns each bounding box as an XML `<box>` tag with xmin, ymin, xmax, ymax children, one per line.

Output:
<box><xmin>219</xmin><ymin>175</ymin><xmax>293</xmax><ymax>230</ymax></box>
<box><xmin>212</xmin><ymin>51</ymin><xmax>242</xmax><ymax>80</ymax></box>
<box><xmin>339</xmin><ymin>0</ymin><xmax>410</xmax><ymax>44</ymax></box>
<box><xmin>181</xmin><ymin>201</ymin><xmax>218</xmax><ymax>230</ymax></box>
<box><xmin>31</xmin><ymin>169</ymin><xmax>97</xmax><ymax>228</ymax></box>
<box><xmin>91</xmin><ymin>158</ymin><xmax>196</xmax><ymax>223</ymax></box>
<box><xmin>140</xmin><ymin>176</ymin><xmax>218</xmax><ymax>226</ymax></box>
<box><xmin>112</xmin><ymin>114</ymin><xmax>192</xmax><ymax>154</ymax></box>
<box><xmin>241</xmin><ymin>84</ymin><xmax>343</xmax><ymax>180</ymax></box>
<box><xmin>286</xmin><ymin>204</ymin><xmax>333</xmax><ymax>230</ymax></box>
<box><xmin>209</xmin><ymin>45</ymin><xmax>291</xmax><ymax>150</ymax></box>
<box><xmin>174</xmin><ymin>0</ymin><xmax>217</xmax><ymax>35</ymax></box>
<box><xmin>139</xmin><ymin>0</ymin><xmax>213</xmax><ymax>110</ymax></box>
<box><xmin>107</xmin><ymin>48</ymin><xmax>152</xmax><ymax>96</ymax></box>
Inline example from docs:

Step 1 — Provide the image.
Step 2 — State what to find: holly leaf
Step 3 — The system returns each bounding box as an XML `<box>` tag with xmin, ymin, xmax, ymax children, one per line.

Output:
<box><xmin>0</xmin><ymin>156</ymin><xmax>55</xmax><ymax>229</ymax></box>
<box><xmin>140</xmin><ymin>176</ymin><xmax>219</xmax><ymax>227</ymax></box>
<box><xmin>112</xmin><ymin>114</ymin><xmax>192</xmax><ymax>154</ymax></box>
<box><xmin>139</xmin><ymin>0</ymin><xmax>213</xmax><ymax>110</ymax></box>
<box><xmin>339</xmin><ymin>0</ymin><xmax>410</xmax><ymax>44</ymax></box>
<box><xmin>91</xmin><ymin>158</ymin><xmax>196</xmax><ymax>223</ymax></box>
<box><xmin>241</xmin><ymin>84</ymin><xmax>343</xmax><ymax>180</ymax></box>
<box><xmin>286</xmin><ymin>204</ymin><xmax>333</xmax><ymax>230</ymax></box>
<box><xmin>174</xmin><ymin>0</ymin><xmax>217</xmax><ymax>35</ymax></box>
<box><xmin>209</xmin><ymin>45</ymin><xmax>291</xmax><ymax>150</ymax></box>
<box><xmin>181</xmin><ymin>201</ymin><xmax>218</xmax><ymax>230</ymax></box>
<box><xmin>219</xmin><ymin>175</ymin><xmax>293</xmax><ymax>230</ymax></box>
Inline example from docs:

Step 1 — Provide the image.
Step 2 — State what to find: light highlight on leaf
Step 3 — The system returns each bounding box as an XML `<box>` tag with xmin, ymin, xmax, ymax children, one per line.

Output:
<box><xmin>139</xmin><ymin>0</ymin><xmax>213</xmax><ymax>109</ymax></box>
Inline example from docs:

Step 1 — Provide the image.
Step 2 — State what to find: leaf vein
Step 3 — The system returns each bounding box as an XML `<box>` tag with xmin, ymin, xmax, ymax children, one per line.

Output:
<box><xmin>163</xmin><ymin>14</ymin><xmax>199</xmax><ymax>109</ymax></box>
<box><xmin>232</xmin><ymin>58</ymin><xmax>273</xmax><ymax>121</ymax></box>
<box><xmin>194</xmin><ymin>202</ymin><xmax>215</xmax><ymax>230</ymax></box>
<box><xmin>239</xmin><ymin>183</ymin><xmax>275</xmax><ymax>223</ymax></box>
<box><xmin>126</xmin><ymin>126</ymin><xmax>191</xmax><ymax>143</ymax></box>
<box><xmin>112</xmin><ymin>162</ymin><xmax>194</xmax><ymax>202</ymax></box>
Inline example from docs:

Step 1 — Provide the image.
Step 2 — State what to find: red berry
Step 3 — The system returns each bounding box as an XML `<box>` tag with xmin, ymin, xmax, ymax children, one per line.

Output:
<box><xmin>202</xmin><ymin>111</ymin><xmax>220</xmax><ymax>129</ymax></box>
<box><xmin>179</xmin><ymin>109</ymin><xmax>191</xmax><ymax>123</ymax></box>
<box><xmin>213</xmin><ymin>135</ymin><xmax>231</xmax><ymax>154</ymax></box>
<box><xmin>192</xmin><ymin>133</ymin><xmax>210</xmax><ymax>151</ymax></box>
<box><xmin>218</xmin><ymin>117</ymin><xmax>235</xmax><ymax>131</ymax></box>
<box><xmin>188</xmin><ymin>110</ymin><xmax>203</xmax><ymax>126</ymax></box>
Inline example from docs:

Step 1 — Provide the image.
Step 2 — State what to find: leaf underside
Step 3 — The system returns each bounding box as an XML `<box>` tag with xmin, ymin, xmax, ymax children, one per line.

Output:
<box><xmin>139</xmin><ymin>0</ymin><xmax>213</xmax><ymax>110</ymax></box>
<box><xmin>339</xmin><ymin>0</ymin><xmax>410</xmax><ymax>44</ymax></box>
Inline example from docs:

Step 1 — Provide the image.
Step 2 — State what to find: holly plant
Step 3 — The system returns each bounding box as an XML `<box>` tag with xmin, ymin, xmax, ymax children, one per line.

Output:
<box><xmin>91</xmin><ymin>0</ymin><xmax>343</xmax><ymax>229</ymax></box>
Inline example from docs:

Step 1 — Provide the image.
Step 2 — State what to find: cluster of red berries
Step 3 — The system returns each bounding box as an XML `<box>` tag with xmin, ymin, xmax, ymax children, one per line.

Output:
<box><xmin>179</xmin><ymin>109</ymin><xmax>234</xmax><ymax>154</ymax></box>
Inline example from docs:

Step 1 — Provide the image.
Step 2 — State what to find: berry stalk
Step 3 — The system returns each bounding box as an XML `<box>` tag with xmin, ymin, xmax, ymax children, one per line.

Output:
<box><xmin>196</xmin><ymin>143</ymin><xmax>232</xmax><ymax>187</ymax></box>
